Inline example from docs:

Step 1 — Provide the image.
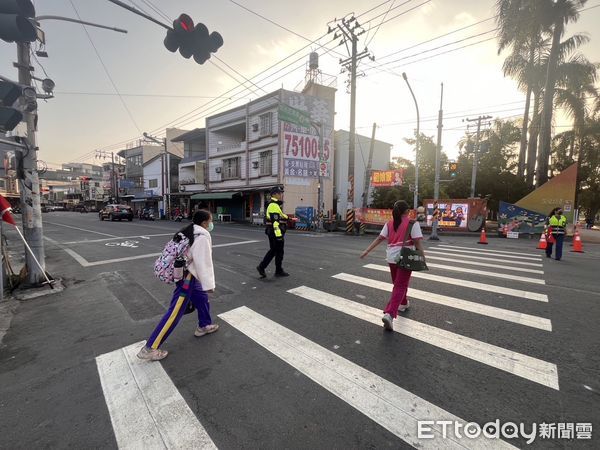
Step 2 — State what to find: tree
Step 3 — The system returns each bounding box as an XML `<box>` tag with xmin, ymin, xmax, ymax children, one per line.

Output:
<box><xmin>537</xmin><ymin>0</ymin><xmax>587</xmax><ymax>187</ymax></box>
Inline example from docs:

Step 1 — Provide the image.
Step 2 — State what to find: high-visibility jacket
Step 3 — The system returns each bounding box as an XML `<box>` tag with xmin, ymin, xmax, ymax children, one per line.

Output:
<box><xmin>548</xmin><ymin>215</ymin><xmax>567</xmax><ymax>234</ymax></box>
<box><xmin>265</xmin><ymin>200</ymin><xmax>288</xmax><ymax>238</ymax></box>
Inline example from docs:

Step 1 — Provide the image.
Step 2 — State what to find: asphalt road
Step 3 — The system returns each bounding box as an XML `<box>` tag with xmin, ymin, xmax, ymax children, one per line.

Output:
<box><xmin>0</xmin><ymin>212</ymin><xmax>599</xmax><ymax>449</ymax></box>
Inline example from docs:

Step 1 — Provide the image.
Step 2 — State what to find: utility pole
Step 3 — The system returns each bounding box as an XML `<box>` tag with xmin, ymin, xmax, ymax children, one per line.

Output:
<box><xmin>317</xmin><ymin>122</ymin><xmax>324</xmax><ymax>231</ymax></box>
<box><xmin>328</xmin><ymin>16</ymin><xmax>373</xmax><ymax>234</ymax></box>
<box><xmin>430</xmin><ymin>83</ymin><xmax>444</xmax><ymax>241</ymax></box>
<box><xmin>466</xmin><ymin>115</ymin><xmax>492</xmax><ymax>198</ymax></box>
<box><xmin>362</xmin><ymin>123</ymin><xmax>376</xmax><ymax>208</ymax></box>
<box><xmin>95</xmin><ymin>150</ymin><xmax>120</xmax><ymax>203</ymax></box>
<box><xmin>143</xmin><ymin>132</ymin><xmax>168</xmax><ymax>219</ymax></box>
<box><xmin>16</xmin><ymin>41</ymin><xmax>45</xmax><ymax>285</ymax></box>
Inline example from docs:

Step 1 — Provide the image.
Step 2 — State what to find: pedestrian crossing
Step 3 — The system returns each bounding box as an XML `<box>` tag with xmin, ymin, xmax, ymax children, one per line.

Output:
<box><xmin>98</xmin><ymin>242</ymin><xmax>555</xmax><ymax>449</ymax></box>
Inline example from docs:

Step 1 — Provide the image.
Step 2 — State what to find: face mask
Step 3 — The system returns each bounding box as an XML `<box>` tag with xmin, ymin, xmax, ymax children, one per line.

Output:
<box><xmin>207</xmin><ymin>222</ymin><xmax>214</xmax><ymax>232</ymax></box>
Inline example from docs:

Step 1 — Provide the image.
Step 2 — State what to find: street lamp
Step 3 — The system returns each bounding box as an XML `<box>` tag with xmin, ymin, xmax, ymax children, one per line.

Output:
<box><xmin>402</xmin><ymin>72</ymin><xmax>419</xmax><ymax>211</ymax></box>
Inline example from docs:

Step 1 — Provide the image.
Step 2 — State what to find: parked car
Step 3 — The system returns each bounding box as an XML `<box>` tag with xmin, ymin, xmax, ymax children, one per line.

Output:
<box><xmin>99</xmin><ymin>204</ymin><xmax>133</xmax><ymax>221</ymax></box>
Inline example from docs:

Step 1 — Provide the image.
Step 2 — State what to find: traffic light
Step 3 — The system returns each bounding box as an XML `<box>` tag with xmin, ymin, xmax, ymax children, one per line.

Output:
<box><xmin>163</xmin><ymin>13</ymin><xmax>223</xmax><ymax>64</ymax></box>
<box><xmin>449</xmin><ymin>162</ymin><xmax>458</xmax><ymax>178</ymax></box>
<box><xmin>0</xmin><ymin>80</ymin><xmax>24</xmax><ymax>132</ymax></box>
<box><xmin>0</xmin><ymin>0</ymin><xmax>37</xmax><ymax>43</ymax></box>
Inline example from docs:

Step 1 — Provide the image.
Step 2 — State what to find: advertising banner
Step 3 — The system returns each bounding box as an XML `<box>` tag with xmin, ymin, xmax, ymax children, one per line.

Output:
<box><xmin>424</xmin><ymin>198</ymin><xmax>488</xmax><ymax>232</ymax></box>
<box><xmin>354</xmin><ymin>208</ymin><xmax>417</xmax><ymax>225</ymax></box>
<box><xmin>370</xmin><ymin>170</ymin><xmax>404</xmax><ymax>187</ymax></box>
<box><xmin>282</xmin><ymin>122</ymin><xmax>331</xmax><ymax>178</ymax></box>
<box><xmin>498</xmin><ymin>201</ymin><xmax>547</xmax><ymax>234</ymax></box>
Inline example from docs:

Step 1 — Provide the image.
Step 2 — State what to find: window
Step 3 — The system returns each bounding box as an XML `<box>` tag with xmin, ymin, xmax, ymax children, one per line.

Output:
<box><xmin>259</xmin><ymin>112</ymin><xmax>272</xmax><ymax>137</ymax></box>
<box><xmin>259</xmin><ymin>151</ymin><xmax>272</xmax><ymax>176</ymax></box>
<box><xmin>127</xmin><ymin>155</ymin><xmax>143</xmax><ymax>167</ymax></box>
<box><xmin>149</xmin><ymin>179</ymin><xmax>158</xmax><ymax>188</ymax></box>
<box><xmin>223</xmin><ymin>157</ymin><xmax>240</xmax><ymax>179</ymax></box>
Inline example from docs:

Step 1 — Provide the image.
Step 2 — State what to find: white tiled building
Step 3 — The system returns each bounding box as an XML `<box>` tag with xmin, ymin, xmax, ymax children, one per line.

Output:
<box><xmin>203</xmin><ymin>82</ymin><xmax>336</xmax><ymax>222</ymax></box>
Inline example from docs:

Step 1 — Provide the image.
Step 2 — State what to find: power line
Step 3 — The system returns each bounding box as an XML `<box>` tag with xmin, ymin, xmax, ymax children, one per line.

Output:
<box><xmin>212</xmin><ymin>55</ymin><xmax>269</xmax><ymax>95</ymax></box>
<box><xmin>53</xmin><ymin>91</ymin><xmax>252</xmax><ymax>99</ymax></box>
<box><xmin>365</xmin><ymin>0</ymin><xmax>397</xmax><ymax>48</ymax></box>
<box><xmin>139</xmin><ymin>0</ymin><xmax>171</xmax><ymax>23</ymax></box>
<box><xmin>68</xmin><ymin>0</ymin><xmax>142</xmax><ymax>134</ymax></box>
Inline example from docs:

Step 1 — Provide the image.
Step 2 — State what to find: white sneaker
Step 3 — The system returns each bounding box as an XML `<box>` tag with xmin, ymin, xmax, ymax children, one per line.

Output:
<box><xmin>382</xmin><ymin>313</ymin><xmax>393</xmax><ymax>331</ymax></box>
<box><xmin>398</xmin><ymin>300</ymin><xmax>410</xmax><ymax>313</ymax></box>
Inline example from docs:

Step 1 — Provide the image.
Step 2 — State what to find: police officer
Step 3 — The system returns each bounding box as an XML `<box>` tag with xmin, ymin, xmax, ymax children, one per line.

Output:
<box><xmin>546</xmin><ymin>207</ymin><xmax>567</xmax><ymax>260</ymax></box>
<box><xmin>257</xmin><ymin>187</ymin><xmax>289</xmax><ymax>278</ymax></box>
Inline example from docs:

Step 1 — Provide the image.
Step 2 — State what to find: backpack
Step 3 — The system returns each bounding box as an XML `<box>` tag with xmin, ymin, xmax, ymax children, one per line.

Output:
<box><xmin>153</xmin><ymin>233</ymin><xmax>190</xmax><ymax>284</ymax></box>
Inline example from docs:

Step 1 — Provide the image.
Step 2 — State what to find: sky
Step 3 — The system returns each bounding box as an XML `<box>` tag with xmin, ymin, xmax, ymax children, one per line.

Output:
<box><xmin>1</xmin><ymin>0</ymin><xmax>599</xmax><ymax>169</ymax></box>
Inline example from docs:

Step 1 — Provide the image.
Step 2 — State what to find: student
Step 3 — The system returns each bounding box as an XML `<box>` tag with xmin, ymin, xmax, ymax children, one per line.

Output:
<box><xmin>138</xmin><ymin>210</ymin><xmax>218</xmax><ymax>361</ymax></box>
<box><xmin>360</xmin><ymin>200</ymin><xmax>425</xmax><ymax>331</ymax></box>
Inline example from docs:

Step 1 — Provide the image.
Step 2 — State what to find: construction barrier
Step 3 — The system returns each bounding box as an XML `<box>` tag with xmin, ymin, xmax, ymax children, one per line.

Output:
<box><xmin>346</xmin><ymin>209</ymin><xmax>355</xmax><ymax>234</ymax></box>
<box><xmin>477</xmin><ymin>229</ymin><xmax>488</xmax><ymax>244</ymax></box>
<box><xmin>537</xmin><ymin>233</ymin><xmax>547</xmax><ymax>250</ymax></box>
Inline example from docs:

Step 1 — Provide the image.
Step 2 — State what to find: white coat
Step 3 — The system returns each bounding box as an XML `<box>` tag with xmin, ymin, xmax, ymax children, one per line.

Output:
<box><xmin>186</xmin><ymin>224</ymin><xmax>215</xmax><ymax>291</ymax></box>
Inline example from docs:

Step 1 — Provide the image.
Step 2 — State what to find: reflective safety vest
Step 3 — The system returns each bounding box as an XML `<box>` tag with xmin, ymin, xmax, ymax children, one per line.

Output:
<box><xmin>266</xmin><ymin>201</ymin><xmax>288</xmax><ymax>238</ymax></box>
<box><xmin>548</xmin><ymin>215</ymin><xmax>567</xmax><ymax>234</ymax></box>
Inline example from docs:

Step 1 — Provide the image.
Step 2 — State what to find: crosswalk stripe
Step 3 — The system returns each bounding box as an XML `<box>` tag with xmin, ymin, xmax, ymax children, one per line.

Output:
<box><xmin>437</xmin><ymin>245</ymin><xmax>542</xmax><ymax>260</ymax></box>
<box><xmin>220</xmin><ymin>306</ymin><xmax>517</xmax><ymax>449</ymax></box>
<box><xmin>426</xmin><ymin>255</ymin><xmax>544</xmax><ymax>274</ymax></box>
<box><xmin>96</xmin><ymin>341</ymin><xmax>217</xmax><ymax>450</ymax></box>
<box><xmin>426</xmin><ymin>262</ymin><xmax>545</xmax><ymax>285</ymax></box>
<box><xmin>333</xmin><ymin>273</ymin><xmax>551</xmax><ymax>331</ymax></box>
<box><xmin>426</xmin><ymin>250</ymin><xmax>544</xmax><ymax>267</ymax></box>
<box><xmin>363</xmin><ymin>264</ymin><xmax>549</xmax><ymax>302</ymax></box>
<box><xmin>287</xmin><ymin>287</ymin><xmax>559</xmax><ymax>390</ymax></box>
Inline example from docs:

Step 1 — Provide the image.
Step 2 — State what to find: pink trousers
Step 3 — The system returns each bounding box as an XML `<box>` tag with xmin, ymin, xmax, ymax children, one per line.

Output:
<box><xmin>384</xmin><ymin>263</ymin><xmax>412</xmax><ymax>318</ymax></box>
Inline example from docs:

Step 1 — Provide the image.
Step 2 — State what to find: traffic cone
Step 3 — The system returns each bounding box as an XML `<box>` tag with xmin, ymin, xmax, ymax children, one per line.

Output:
<box><xmin>478</xmin><ymin>228</ymin><xmax>488</xmax><ymax>244</ymax></box>
<box><xmin>571</xmin><ymin>229</ymin><xmax>585</xmax><ymax>253</ymax></box>
<box><xmin>537</xmin><ymin>233</ymin><xmax>547</xmax><ymax>250</ymax></box>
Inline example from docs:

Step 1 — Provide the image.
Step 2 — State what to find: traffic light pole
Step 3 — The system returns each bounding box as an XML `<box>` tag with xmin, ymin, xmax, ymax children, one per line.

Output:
<box><xmin>16</xmin><ymin>41</ymin><xmax>46</xmax><ymax>285</ymax></box>
<box><xmin>467</xmin><ymin>115</ymin><xmax>491</xmax><ymax>198</ymax></box>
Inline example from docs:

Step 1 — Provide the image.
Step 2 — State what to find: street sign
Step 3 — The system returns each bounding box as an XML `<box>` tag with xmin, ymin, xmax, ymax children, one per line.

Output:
<box><xmin>279</xmin><ymin>103</ymin><xmax>312</xmax><ymax>128</ymax></box>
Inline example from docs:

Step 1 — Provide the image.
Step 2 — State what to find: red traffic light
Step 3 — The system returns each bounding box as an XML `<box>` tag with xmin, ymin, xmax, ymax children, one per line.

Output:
<box><xmin>173</xmin><ymin>14</ymin><xmax>193</xmax><ymax>33</ymax></box>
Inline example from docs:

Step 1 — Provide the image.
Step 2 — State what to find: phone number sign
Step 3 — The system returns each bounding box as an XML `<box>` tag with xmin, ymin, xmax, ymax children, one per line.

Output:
<box><xmin>283</xmin><ymin>128</ymin><xmax>331</xmax><ymax>178</ymax></box>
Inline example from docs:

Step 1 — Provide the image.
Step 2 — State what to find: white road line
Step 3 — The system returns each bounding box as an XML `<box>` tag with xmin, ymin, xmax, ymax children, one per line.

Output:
<box><xmin>363</xmin><ymin>264</ymin><xmax>549</xmax><ymax>302</ymax></box>
<box><xmin>426</xmin><ymin>250</ymin><xmax>543</xmax><ymax>267</ymax></box>
<box><xmin>63</xmin><ymin>233</ymin><xmax>173</xmax><ymax>244</ymax></box>
<box><xmin>96</xmin><ymin>341</ymin><xmax>217</xmax><ymax>449</ymax></box>
<box><xmin>437</xmin><ymin>245</ymin><xmax>542</xmax><ymax>260</ymax></box>
<box><xmin>63</xmin><ymin>240</ymin><xmax>260</xmax><ymax>267</ymax></box>
<box><xmin>220</xmin><ymin>306</ymin><xmax>517</xmax><ymax>449</ymax></box>
<box><xmin>287</xmin><ymin>287</ymin><xmax>559</xmax><ymax>390</ymax></box>
<box><xmin>426</xmin><ymin>262</ymin><xmax>545</xmax><ymax>285</ymax></box>
<box><xmin>44</xmin><ymin>221</ymin><xmax>118</xmax><ymax>238</ymax></box>
<box><xmin>334</xmin><ymin>273</ymin><xmax>551</xmax><ymax>331</ymax></box>
<box><xmin>426</xmin><ymin>255</ymin><xmax>544</xmax><ymax>274</ymax></box>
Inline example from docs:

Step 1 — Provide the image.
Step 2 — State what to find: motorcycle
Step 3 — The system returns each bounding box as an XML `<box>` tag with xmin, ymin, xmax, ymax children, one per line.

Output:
<box><xmin>174</xmin><ymin>214</ymin><xmax>183</xmax><ymax>222</ymax></box>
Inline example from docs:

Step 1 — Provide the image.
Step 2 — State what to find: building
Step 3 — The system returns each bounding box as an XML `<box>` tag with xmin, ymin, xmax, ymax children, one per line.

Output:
<box><xmin>334</xmin><ymin>130</ymin><xmax>393</xmax><ymax>216</ymax></box>
<box><xmin>202</xmin><ymin>83</ymin><xmax>336</xmax><ymax>222</ymax></box>
<box><xmin>171</xmin><ymin>128</ymin><xmax>207</xmax><ymax>215</ymax></box>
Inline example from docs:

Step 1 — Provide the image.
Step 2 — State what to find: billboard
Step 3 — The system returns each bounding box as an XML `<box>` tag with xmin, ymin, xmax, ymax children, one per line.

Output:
<box><xmin>370</xmin><ymin>170</ymin><xmax>404</xmax><ymax>187</ymax></box>
<box><xmin>423</xmin><ymin>198</ymin><xmax>488</xmax><ymax>232</ymax></box>
<box><xmin>354</xmin><ymin>208</ymin><xmax>417</xmax><ymax>225</ymax></box>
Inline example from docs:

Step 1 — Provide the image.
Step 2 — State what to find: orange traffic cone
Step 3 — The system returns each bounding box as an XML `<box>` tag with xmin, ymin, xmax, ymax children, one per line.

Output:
<box><xmin>537</xmin><ymin>233</ymin><xmax>547</xmax><ymax>250</ymax></box>
<box><xmin>571</xmin><ymin>229</ymin><xmax>585</xmax><ymax>253</ymax></box>
<box><xmin>478</xmin><ymin>228</ymin><xmax>489</xmax><ymax>244</ymax></box>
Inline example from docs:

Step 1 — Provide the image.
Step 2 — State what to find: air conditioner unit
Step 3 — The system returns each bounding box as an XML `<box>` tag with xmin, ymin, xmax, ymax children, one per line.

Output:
<box><xmin>252</xmin><ymin>161</ymin><xmax>259</xmax><ymax>169</ymax></box>
<box><xmin>180</xmin><ymin>185</ymin><xmax>186</xmax><ymax>192</ymax></box>
<box><xmin>252</xmin><ymin>124</ymin><xmax>259</xmax><ymax>132</ymax></box>
<box><xmin>215</xmin><ymin>167</ymin><xmax>222</xmax><ymax>174</ymax></box>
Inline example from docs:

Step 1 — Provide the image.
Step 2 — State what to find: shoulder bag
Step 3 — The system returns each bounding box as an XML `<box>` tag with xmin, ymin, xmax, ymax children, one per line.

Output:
<box><xmin>395</xmin><ymin>220</ymin><xmax>428</xmax><ymax>271</ymax></box>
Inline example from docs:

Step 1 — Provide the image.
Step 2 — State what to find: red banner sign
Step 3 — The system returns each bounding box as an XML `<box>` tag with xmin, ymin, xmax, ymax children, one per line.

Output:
<box><xmin>370</xmin><ymin>170</ymin><xmax>404</xmax><ymax>187</ymax></box>
<box><xmin>355</xmin><ymin>207</ymin><xmax>416</xmax><ymax>225</ymax></box>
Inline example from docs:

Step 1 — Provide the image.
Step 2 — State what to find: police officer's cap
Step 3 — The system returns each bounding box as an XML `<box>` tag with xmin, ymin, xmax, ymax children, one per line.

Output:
<box><xmin>270</xmin><ymin>186</ymin><xmax>284</xmax><ymax>195</ymax></box>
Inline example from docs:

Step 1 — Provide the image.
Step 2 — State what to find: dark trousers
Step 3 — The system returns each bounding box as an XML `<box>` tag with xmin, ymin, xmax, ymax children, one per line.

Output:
<box><xmin>259</xmin><ymin>232</ymin><xmax>285</xmax><ymax>273</ymax></box>
<box><xmin>546</xmin><ymin>233</ymin><xmax>565</xmax><ymax>260</ymax></box>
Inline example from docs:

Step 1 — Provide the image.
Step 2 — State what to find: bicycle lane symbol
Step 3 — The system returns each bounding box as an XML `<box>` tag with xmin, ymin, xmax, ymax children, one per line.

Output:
<box><xmin>105</xmin><ymin>240</ymin><xmax>140</xmax><ymax>248</ymax></box>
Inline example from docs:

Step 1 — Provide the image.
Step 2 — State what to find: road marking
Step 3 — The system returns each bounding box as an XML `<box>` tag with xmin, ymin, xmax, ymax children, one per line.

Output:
<box><xmin>96</xmin><ymin>341</ymin><xmax>217</xmax><ymax>449</ymax></box>
<box><xmin>334</xmin><ymin>273</ymin><xmax>551</xmax><ymax>331</ymax></box>
<box><xmin>287</xmin><ymin>287</ymin><xmax>559</xmax><ymax>390</ymax></box>
<box><xmin>219</xmin><ymin>306</ymin><xmax>518</xmax><ymax>449</ymax></box>
<box><xmin>437</xmin><ymin>245</ymin><xmax>542</xmax><ymax>260</ymax></box>
<box><xmin>426</xmin><ymin>255</ymin><xmax>544</xmax><ymax>274</ymax></box>
<box><xmin>363</xmin><ymin>264</ymin><xmax>548</xmax><ymax>302</ymax></box>
<box><xmin>426</xmin><ymin>249</ymin><xmax>543</xmax><ymax>267</ymax></box>
<box><xmin>63</xmin><ymin>240</ymin><xmax>260</xmax><ymax>267</ymax></box>
<box><xmin>63</xmin><ymin>233</ymin><xmax>173</xmax><ymax>244</ymax></box>
<box><xmin>426</xmin><ymin>262</ymin><xmax>545</xmax><ymax>285</ymax></box>
<box><xmin>44</xmin><ymin>221</ymin><xmax>118</xmax><ymax>238</ymax></box>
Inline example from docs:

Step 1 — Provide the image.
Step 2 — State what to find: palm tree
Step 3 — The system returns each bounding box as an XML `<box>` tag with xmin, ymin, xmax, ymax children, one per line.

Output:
<box><xmin>537</xmin><ymin>0</ymin><xmax>587</xmax><ymax>187</ymax></box>
<box><xmin>496</xmin><ymin>0</ymin><xmax>544</xmax><ymax>179</ymax></box>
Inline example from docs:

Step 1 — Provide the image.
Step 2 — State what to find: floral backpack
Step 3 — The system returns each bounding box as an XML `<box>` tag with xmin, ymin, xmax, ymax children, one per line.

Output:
<box><xmin>153</xmin><ymin>233</ymin><xmax>190</xmax><ymax>284</ymax></box>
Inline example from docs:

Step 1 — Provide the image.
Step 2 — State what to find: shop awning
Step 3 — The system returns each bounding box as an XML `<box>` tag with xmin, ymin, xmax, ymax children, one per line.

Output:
<box><xmin>190</xmin><ymin>192</ymin><xmax>238</xmax><ymax>200</ymax></box>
